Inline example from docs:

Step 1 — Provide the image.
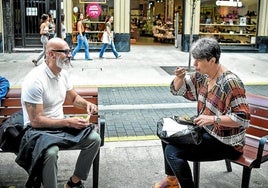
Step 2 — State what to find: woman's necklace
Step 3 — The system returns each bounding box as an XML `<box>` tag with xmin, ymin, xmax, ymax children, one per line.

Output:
<box><xmin>207</xmin><ymin>65</ymin><xmax>221</xmax><ymax>85</ymax></box>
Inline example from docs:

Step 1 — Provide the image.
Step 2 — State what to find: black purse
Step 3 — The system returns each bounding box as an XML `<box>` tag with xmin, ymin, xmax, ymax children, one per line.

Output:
<box><xmin>157</xmin><ymin>116</ymin><xmax>203</xmax><ymax>145</ymax></box>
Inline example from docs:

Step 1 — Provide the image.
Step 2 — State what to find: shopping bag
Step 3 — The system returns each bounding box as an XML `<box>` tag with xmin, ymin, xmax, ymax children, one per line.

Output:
<box><xmin>157</xmin><ymin>116</ymin><xmax>203</xmax><ymax>145</ymax></box>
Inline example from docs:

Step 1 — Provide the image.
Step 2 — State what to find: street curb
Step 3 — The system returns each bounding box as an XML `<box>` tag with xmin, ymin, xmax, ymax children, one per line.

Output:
<box><xmin>105</xmin><ymin>135</ymin><xmax>158</xmax><ymax>142</ymax></box>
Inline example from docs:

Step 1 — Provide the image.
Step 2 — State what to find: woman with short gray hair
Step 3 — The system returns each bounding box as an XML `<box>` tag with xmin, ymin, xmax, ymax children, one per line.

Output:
<box><xmin>153</xmin><ymin>37</ymin><xmax>250</xmax><ymax>188</ymax></box>
<box><xmin>191</xmin><ymin>37</ymin><xmax>221</xmax><ymax>64</ymax></box>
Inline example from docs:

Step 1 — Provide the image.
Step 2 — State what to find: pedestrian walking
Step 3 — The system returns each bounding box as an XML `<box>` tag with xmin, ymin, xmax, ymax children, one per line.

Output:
<box><xmin>61</xmin><ymin>14</ymin><xmax>67</xmax><ymax>41</ymax></box>
<box><xmin>32</xmin><ymin>14</ymin><xmax>50</xmax><ymax>66</ymax></box>
<box><xmin>48</xmin><ymin>13</ymin><xmax>55</xmax><ymax>39</ymax></box>
<box><xmin>71</xmin><ymin>13</ymin><xmax>92</xmax><ymax>61</ymax></box>
<box><xmin>99</xmin><ymin>15</ymin><xmax>121</xmax><ymax>59</ymax></box>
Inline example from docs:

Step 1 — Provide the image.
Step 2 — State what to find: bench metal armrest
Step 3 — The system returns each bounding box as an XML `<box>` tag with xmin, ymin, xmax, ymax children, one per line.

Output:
<box><xmin>255</xmin><ymin>135</ymin><xmax>268</xmax><ymax>168</ymax></box>
<box><xmin>98</xmin><ymin>115</ymin><xmax>105</xmax><ymax>147</ymax></box>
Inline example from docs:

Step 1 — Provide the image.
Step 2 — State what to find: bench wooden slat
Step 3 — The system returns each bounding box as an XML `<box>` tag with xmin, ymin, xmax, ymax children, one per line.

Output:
<box><xmin>63</xmin><ymin>98</ymin><xmax>98</xmax><ymax>105</ymax></box>
<box><xmin>1</xmin><ymin>98</ymin><xmax>21</xmax><ymax>106</ymax></box>
<box><xmin>0</xmin><ymin>107</ymin><xmax>23</xmax><ymax>117</ymax></box>
<box><xmin>246</xmin><ymin>127</ymin><xmax>268</xmax><ymax>138</ymax></box>
<box><xmin>245</xmin><ymin>136</ymin><xmax>268</xmax><ymax>151</ymax></box>
<box><xmin>4</xmin><ymin>88</ymin><xmax>21</xmax><ymax>98</ymax></box>
<box><xmin>249</xmin><ymin>106</ymin><xmax>268</xmax><ymax>119</ymax></box>
<box><xmin>249</xmin><ymin>116</ymin><xmax>268</xmax><ymax>129</ymax></box>
<box><xmin>74</xmin><ymin>87</ymin><xmax>98</xmax><ymax>97</ymax></box>
<box><xmin>246</xmin><ymin>93</ymin><xmax>268</xmax><ymax>108</ymax></box>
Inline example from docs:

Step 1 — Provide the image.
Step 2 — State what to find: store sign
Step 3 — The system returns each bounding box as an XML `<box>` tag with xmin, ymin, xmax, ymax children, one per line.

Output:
<box><xmin>79</xmin><ymin>0</ymin><xmax>106</xmax><ymax>3</ymax></box>
<box><xmin>216</xmin><ymin>0</ymin><xmax>242</xmax><ymax>7</ymax></box>
<box><xmin>86</xmin><ymin>3</ymin><xmax>102</xmax><ymax>18</ymax></box>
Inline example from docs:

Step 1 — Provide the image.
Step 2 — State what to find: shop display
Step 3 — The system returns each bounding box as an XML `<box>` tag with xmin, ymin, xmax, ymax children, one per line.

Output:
<box><xmin>153</xmin><ymin>22</ymin><xmax>175</xmax><ymax>43</ymax></box>
<box><xmin>199</xmin><ymin>3</ymin><xmax>258</xmax><ymax>46</ymax></box>
<box><xmin>199</xmin><ymin>21</ymin><xmax>256</xmax><ymax>45</ymax></box>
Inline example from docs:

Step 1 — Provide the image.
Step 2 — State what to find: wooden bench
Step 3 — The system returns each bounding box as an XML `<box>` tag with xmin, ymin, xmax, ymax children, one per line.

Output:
<box><xmin>0</xmin><ymin>87</ymin><xmax>105</xmax><ymax>188</ymax></box>
<box><xmin>193</xmin><ymin>93</ymin><xmax>268</xmax><ymax>188</ymax></box>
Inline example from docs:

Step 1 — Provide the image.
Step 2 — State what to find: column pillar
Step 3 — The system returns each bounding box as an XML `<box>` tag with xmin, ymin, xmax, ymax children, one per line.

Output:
<box><xmin>114</xmin><ymin>0</ymin><xmax>130</xmax><ymax>52</ymax></box>
<box><xmin>257</xmin><ymin>0</ymin><xmax>268</xmax><ymax>52</ymax></box>
<box><xmin>181</xmin><ymin>0</ymin><xmax>200</xmax><ymax>52</ymax></box>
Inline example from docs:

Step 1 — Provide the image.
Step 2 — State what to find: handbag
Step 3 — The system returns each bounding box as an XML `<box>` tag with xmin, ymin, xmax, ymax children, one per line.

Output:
<box><xmin>157</xmin><ymin>116</ymin><xmax>203</xmax><ymax>145</ymax></box>
<box><xmin>102</xmin><ymin>31</ymin><xmax>111</xmax><ymax>44</ymax></box>
<box><xmin>40</xmin><ymin>35</ymin><xmax>48</xmax><ymax>44</ymax></box>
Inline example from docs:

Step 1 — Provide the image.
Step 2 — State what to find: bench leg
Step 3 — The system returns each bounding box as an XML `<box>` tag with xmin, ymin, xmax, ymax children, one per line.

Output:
<box><xmin>93</xmin><ymin>150</ymin><xmax>100</xmax><ymax>188</ymax></box>
<box><xmin>225</xmin><ymin>159</ymin><xmax>232</xmax><ymax>172</ymax></box>
<box><xmin>241</xmin><ymin>167</ymin><xmax>252</xmax><ymax>188</ymax></box>
<box><xmin>193</xmin><ymin>162</ymin><xmax>200</xmax><ymax>188</ymax></box>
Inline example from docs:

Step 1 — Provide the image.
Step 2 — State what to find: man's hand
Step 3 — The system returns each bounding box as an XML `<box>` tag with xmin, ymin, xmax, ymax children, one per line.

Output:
<box><xmin>87</xmin><ymin>103</ymin><xmax>98</xmax><ymax>115</ymax></box>
<box><xmin>67</xmin><ymin>117</ymin><xmax>91</xmax><ymax>129</ymax></box>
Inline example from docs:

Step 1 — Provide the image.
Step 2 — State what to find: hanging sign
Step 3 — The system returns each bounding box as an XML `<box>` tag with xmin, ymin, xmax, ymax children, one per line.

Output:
<box><xmin>86</xmin><ymin>3</ymin><xmax>102</xmax><ymax>18</ymax></box>
<box><xmin>216</xmin><ymin>0</ymin><xmax>242</xmax><ymax>7</ymax></box>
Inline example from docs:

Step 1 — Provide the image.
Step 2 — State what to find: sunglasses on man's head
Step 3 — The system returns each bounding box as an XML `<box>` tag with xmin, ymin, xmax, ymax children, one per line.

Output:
<box><xmin>52</xmin><ymin>49</ymin><xmax>71</xmax><ymax>55</ymax></box>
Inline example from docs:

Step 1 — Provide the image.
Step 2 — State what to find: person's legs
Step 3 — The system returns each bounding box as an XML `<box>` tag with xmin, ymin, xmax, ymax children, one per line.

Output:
<box><xmin>165</xmin><ymin>132</ymin><xmax>242</xmax><ymax>188</ymax></box>
<box><xmin>72</xmin><ymin>35</ymin><xmax>83</xmax><ymax>59</ymax></box>
<box><xmin>165</xmin><ymin>144</ymin><xmax>194</xmax><ymax>188</ymax></box>
<box><xmin>35</xmin><ymin>43</ymin><xmax>46</xmax><ymax>63</ymax></box>
<box><xmin>42</xmin><ymin>145</ymin><xmax>59</xmax><ymax>188</ymax></box>
<box><xmin>152</xmin><ymin>141</ymin><xmax>180</xmax><ymax>188</ymax></box>
<box><xmin>83</xmin><ymin>35</ymin><xmax>90</xmax><ymax>60</ymax></box>
<box><xmin>99</xmin><ymin>43</ymin><xmax>108</xmax><ymax>58</ymax></box>
<box><xmin>71</xmin><ymin>131</ymin><xmax>101</xmax><ymax>181</ymax></box>
<box><xmin>161</xmin><ymin>141</ymin><xmax>175</xmax><ymax>176</ymax></box>
<box><xmin>110</xmin><ymin>41</ymin><xmax>119</xmax><ymax>58</ymax></box>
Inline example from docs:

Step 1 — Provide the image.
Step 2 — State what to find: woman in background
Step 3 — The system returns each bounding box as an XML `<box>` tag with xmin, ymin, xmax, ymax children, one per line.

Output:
<box><xmin>99</xmin><ymin>15</ymin><xmax>121</xmax><ymax>59</ymax></box>
<box><xmin>32</xmin><ymin>14</ymin><xmax>49</xmax><ymax>66</ymax></box>
<box><xmin>61</xmin><ymin>14</ymin><xmax>67</xmax><ymax>41</ymax></box>
<box><xmin>71</xmin><ymin>13</ymin><xmax>92</xmax><ymax>61</ymax></box>
<box><xmin>48</xmin><ymin>13</ymin><xmax>55</xmax><ymax>39</ymax></box>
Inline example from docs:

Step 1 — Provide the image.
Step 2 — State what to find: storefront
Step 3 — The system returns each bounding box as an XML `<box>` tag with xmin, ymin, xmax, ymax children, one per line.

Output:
<box><xmin>199</xmin><ymin>0</ymin><xmax>259</xmax><ymax>48</ymax></box>
<box><xmin>130</xmin><ymin>0</ymin><xmax>183</xmax><ymax>44</ymax></box>
<box><xmin>71</xmin><ymin>0</ymin><xmax>113</xmax><ymax>50</ymax></box>
<box><xmin>68</xmin><ymin>0</ymin><xmax>130</xmax><ymax>52</ymax></box>
<box><xmin>1</xmin><ymin>0</ymin><xmax>268</xmax><ymax>52</ymax></box>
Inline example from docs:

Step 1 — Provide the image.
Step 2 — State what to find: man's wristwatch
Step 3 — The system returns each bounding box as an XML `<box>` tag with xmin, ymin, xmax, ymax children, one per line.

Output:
<box><xmin>214</xmin><ymin>115</ymin><xmax>221</xmax><ymax>124</ymax></box>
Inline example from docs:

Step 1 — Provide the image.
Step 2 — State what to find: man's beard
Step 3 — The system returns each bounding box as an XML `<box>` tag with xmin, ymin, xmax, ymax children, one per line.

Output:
<box><xmin>56</xmin><ymin>57</ymin><xmax>72</xmax><ymax>70</ymax></box>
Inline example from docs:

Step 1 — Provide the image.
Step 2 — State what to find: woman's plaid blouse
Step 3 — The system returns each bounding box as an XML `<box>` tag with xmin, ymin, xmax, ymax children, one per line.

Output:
<box><xmin>170</xmin><ymin>71</ymin><xmax>250</xmax><ymax>147</ymax></box>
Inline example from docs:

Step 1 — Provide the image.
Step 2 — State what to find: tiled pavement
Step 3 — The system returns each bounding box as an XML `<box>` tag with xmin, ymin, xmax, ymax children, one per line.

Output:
<box><xmin>99</xmin><ymin>85</ymin><xmax>268</xmax><ymax>140</ymax></box>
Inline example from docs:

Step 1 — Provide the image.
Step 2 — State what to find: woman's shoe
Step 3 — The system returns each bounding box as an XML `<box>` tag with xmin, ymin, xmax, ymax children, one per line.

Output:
<box><xmin>152</xmin><ymin>176</ymin><xmax>180</xmax><ymax>188</ymax></box>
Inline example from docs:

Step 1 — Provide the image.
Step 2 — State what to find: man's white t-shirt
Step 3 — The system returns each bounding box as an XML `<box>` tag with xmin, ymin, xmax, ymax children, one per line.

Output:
<box><xmin>21</xmin><ymin>63</ymin><xmax>72</xmax><ymax>127</ymax></box>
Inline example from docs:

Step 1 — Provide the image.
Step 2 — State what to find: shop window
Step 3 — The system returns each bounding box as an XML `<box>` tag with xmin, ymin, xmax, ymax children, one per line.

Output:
<box><xmin>199</xmin><ymin>0</ymin><xmax>258</xmax><ymax>46</ymax></box>
<box><xmin>72</xmin><ymin>0</ymin><xmax>114</xmax><ymax>46</ymax></box>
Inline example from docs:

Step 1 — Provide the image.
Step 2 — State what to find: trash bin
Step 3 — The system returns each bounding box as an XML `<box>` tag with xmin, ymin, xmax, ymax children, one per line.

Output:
<box><xmin>259</xmin><ymin>44</ymin><xmax>267</xmax><ymax>53</ymax></box>
<box><xmin>114</xmin><ymin>33</ymin><xmax>130</xmax><ymax>52</ymax></box>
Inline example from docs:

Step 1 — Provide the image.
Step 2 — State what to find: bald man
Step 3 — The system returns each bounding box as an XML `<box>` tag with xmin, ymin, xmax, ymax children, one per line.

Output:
<box><xmin>19</xmin><ymin>38</ymin><xmax>101</xmax><ymax>188</ymax></box>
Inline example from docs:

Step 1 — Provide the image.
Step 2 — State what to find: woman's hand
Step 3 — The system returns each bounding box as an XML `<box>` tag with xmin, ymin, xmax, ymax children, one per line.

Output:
<box><xmin>174</xmin><ymin>67</ymin><xmax>186</xmax><ymax>79</ymax></box>
<box><xmin>194</xmin><ymin>115</ymin><xmax>214</xmax><ymax>126</ymax></box>
<box><xmin>173</xmin><ymin>67</ymin><xmax>186</xmax><ymax>91</ymax></box>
